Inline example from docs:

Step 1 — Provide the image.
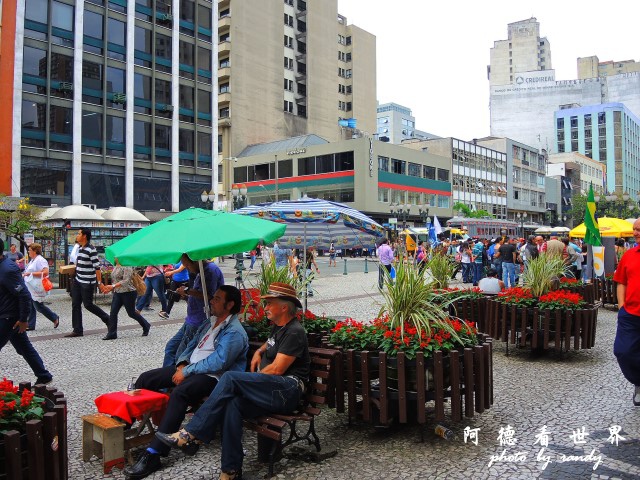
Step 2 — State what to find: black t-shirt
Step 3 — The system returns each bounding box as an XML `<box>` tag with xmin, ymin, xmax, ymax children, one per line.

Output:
<box><xmin>260</xmin><ymin>319</ymin><xmax>310</xmax><ymax>381</ymax></box>
<box><xmin>498</xmin><ymin>243</ymin><xmax>517</xmax><ymax>263</ymax></box>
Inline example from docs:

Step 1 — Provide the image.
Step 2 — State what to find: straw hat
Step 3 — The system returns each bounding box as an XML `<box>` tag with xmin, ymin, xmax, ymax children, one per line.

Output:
<box><xmin>260</xmin><ymin>282</ymin><xmax>302</xmax><ymax>308</ymax></box>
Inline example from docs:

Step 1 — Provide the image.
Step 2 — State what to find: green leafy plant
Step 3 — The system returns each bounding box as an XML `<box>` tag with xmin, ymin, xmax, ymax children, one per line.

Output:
<box><xmin>378</xmin><ymin>260</ymin><xmax>465</xmax><ymax>345</ymax></box>
<box><xmin>520</xmin><ymin>254</ymin><xmax>569</xmax><ymax>298</ymax></box>
<box><xmin>0</xmin><ymin>379</ymin><xmax>45</xmax><ymax>434</ymax></box>
<box><xmin>426</xmin><ymin>251</ymin><xmax>456</xmax><ymax>289</ymax></box>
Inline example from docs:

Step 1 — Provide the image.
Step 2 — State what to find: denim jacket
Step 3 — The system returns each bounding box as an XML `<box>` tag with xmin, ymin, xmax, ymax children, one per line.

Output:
<box><xmin>177</xmin><ymin>313</ymin><xmax>248</xmax><ymax>377</ymax></box>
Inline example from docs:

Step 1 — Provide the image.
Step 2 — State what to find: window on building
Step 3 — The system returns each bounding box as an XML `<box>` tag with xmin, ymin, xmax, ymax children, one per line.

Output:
<box><xmin>106</xmin><ymin>66</ymin><xmax>125</xmax><ymax>107</ymax></box>
<box><xmin>179</xmin><ymin>128</ymin><xmax>194</xmax><ymax>155</ymax></box>
<box><xmin>134</xmin><ymin>26</ymin><xmax>152</xmax><ymax>67</ymax></box>
<box><xmin>335</xmin><ymin>151</ymin><xmax>354</xmax><ymax>171</ymax></box>
<box><xmin>219</xmin><ymin>57</ymin><xmax>230</xmax><ymax>68</ymax></box>
<box><xmin>408</xmin><ymin>162</ymin><xmax>421</xmax><ymax>177</ymax></box>
<box><xmin>197</xmin><ymin>4</ymin><xmax>212</xmax><ymax>41</ymax></box>
<box><xmin>284</xmin><ymin>13</ymin><xmax>293</xmax><ymax>26</ymax></box>
<box><xmin>391</xmin><ymin>159</ymin><xmax>405</xmax><ymax>175</ymax></box>
<box><xmin>284</xmin><ymin>35</ymin><xmax>293</xmax><ymax>48</ymax></box>
<box><xmin>82</xmin><ymin>110</ymin><xmax>102</xmax><ymax>154</ymax></box>
<box><xmin>105</xmin><ymin>115</ymin><xmax>125</xmax><ymax>156</ymax></box>
<box><xmin>155</xmin><ymin>78</ymin><xmax>171</xmax><ymax>107</ymax></box>
<box><xmin>133</xmin><ymin>73</ymin><xmax>151</xmax><ymax>114</ymax></box>
<box><xmin>179</xmin><ymin>84</ymin><xmax>194</xmax><ymax>110</ymax></box>
<box><xmin>180</xmin><ymin>0</ymin><xmax>195</xmax><ymax>22</ymax></box>
<box><xmin>284</xmin><ymin>78</ymin><xmax>293</xmax><ymax>91</ymax></box>
<box><xmin>298</xmin><ymin>157</ymin><xmax>314</xmax><ymax>176</ymax></box>
<box><xmin>197</xmin><ymin>89</ymin><xmax>211</xmax><ymax>113</ymax></box>
<box><xmin>219</xmin><ymin>82</ymin><xmax>229</xmax><ymax>94</ymax></box>
<box><xmin>284</xmin><ymin>57</ymin><xmax>293</xmax><ymax>69</ymax></box>
<box><xmin>51</xmin><ymin>1</ymin><xmax>74</xmax><ymax>46</ymax></box>
<box><xmin>155</xmin><ymin>33</ymin><xmax>172</xmax><ymax>72</ymax></box>
<box><xmin>423</xmin><ymin>165</ymin><xmax>435</xmax><ymax>180</ymax></box>
<box><xmin>198</xmin><ymin>131</ymin><xmax>212</xmax><ymax>158</ymax></box>
<box><xmin>82</xmin><ymin>60</ymin><xmax>103</xmax><ymax>104</ymax></box>
<box><xmin>23</xmin><ymin>45</ymin><xmax>48</xmax><ymax>94</ymax></box>
<box><xmin>378</xmin><ymin>156</ymin><xmax>389</xmax><ymax>171</ymax></box>
<box><xmin>47</xmin><ymin>105</ymin><xmax>72</xmax><ymax>150</ymax></box>
<box><xmin>107</xmin><ymin>17</ymin><xmax>126</xmax><ymax>60</ymax></box>
<box><xmin>83</xmin><ymin>10</ymin><xmax>104</xmax><ymax>54</ymax></box>
<box><xmin>155</xmin><ymin>123</ymin><xmax>171</xmax><ymax>151</ymax></box>
<box><xmin>133</xmin><ymin>120</ymin><xmax>151</xmax><ymax>159</ymax></box>
<box><xmin>179</xmin><ymin>40</ymin><xmax>195</xmax><ymax>68</ymax></box>
<box><xmin>284</xmin><ymin>100</ymin><xmax>293</xmax><ymax>113</ymax></box>
<box><xmin>437</xmin><ymin>169</ymin><xmax>449</xmax><ymax>182</ymax></box>
<box><xmin>197</xmin><ymin>46</ymin><xmax>212</xmax><ymax>83</ymax></box>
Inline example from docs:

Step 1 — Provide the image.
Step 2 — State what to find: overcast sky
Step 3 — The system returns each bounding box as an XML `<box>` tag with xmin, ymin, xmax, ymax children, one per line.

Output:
<box><xmin>338</xmin><ymin>0</ymin><xmax>639</xmax><ymax>141</ymax></box>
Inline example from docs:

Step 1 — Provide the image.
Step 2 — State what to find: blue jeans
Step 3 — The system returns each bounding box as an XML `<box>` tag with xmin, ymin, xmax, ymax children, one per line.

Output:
<box><xmin>163</xmin><ymin>322</ymin><xmax>199</xmax><ymax>367</ymax></box>
<box><xmin>614</xmin><ymin>307</ymin><xmax>640</xmax><ymax>386</ymax></box>
<box><xmin>0</xmin><ymin>319</ymin><xmax>52</xmax><ymax>382</ymax></box>
<box><xmin>186</xmin><ymin>371</ymin><xmax>301</xmax><ymax>472</ymax></box>
<box><xmin>461</xmin><ymin>262</ymin><xmax>472</xmax><ymax>283</ymax></box>
<box><xmin>28</xmin><ymin>300</ymin><xmax>59</xmax><ymax>330</ymax></box>
<box><xmin>472</xmin><ymin>263</ymin><xmax>484</xmax><ymax>285</ymax></box>
<box><xmin>502</xmin><ymin>262</ymin><xmax>516</xmax><ymax>288</ymax></box>
<box><xmin>136</xmin><ymin>276</ymin><xmax>168</xmax><ymax>312</ymax></box>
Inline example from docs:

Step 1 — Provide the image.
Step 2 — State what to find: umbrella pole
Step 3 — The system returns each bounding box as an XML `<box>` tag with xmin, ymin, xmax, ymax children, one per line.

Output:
<box><xmin>303</xmin><ymin>224</ymin><xmax>307</xmax><ymax>313</ymax></box>
<box><xmin>198</xmin><ymin>260</ymin><xmax>211</xmax><ymax>318</ymax></box>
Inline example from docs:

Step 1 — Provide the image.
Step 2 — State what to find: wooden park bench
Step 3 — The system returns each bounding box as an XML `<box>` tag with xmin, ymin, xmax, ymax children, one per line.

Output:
<box><xmin>243</xmin><ymin>346</ymin><xmax>341</xmax><ymax>477</ymax></box>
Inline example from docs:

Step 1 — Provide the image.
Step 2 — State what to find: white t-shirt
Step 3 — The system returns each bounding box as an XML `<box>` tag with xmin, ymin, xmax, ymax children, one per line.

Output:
<box><xmin>478</xmin><ymin>277</ymin><xmax>502</xmax><ymax>294</ymax></box>
<box><xmin>25</xmin><ymin>255</ymin><xmax>48</xmax><ymax>276</ymax></box>
<box><xmin>189</xmin><ymin>315</ymin><xmax>231</xmax><ymax>368</ymax></box>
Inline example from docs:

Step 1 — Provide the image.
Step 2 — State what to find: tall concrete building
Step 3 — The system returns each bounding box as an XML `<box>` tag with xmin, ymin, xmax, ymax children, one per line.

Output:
<box><xmin>0</xmin><ymin>0</ymin><xmax>377</xmax><ymax>212</ymax></box>
<box><xmin>376</xmin><ymin>102</ymin><xmax>439</xmax><ymax>144</ymax></box>
<box><xmin>488</xmin><ymin>17</ymin><xmax>552</xmax><ymax>87</ymax></box>
<box><xmin>489</xmin><ymin>18</ymin><xmax>640</xmax><ymax>166</ymax></box>
<box><xmin>554</xmin><ymin>103</ymin><xmax>640</xmax><ymax>196</ymax></box>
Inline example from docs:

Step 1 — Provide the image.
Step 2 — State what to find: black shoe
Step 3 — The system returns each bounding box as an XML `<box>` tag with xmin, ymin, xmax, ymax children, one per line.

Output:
<box><xmin>102</xmin><ymin>334</ymin><xmax>117</xmax><ymax>340</ymax></box>
<box><xmin>64</xmin><ymin>332</ymin><xmax>83</xmax><ymax>338</ymax></box>
<box><xmin>142</xmin><ymin>324</ymin><xmax>150</xmax><ymax>336</ymax></box>
<box><xmin>35</xmin><ymin>376</ymin><xmax>52</xmax><ymax>385</ymax></box>
<box><xmin>124</xmin><ymin>451</ymin><xmax>161</xmax><ymax>479</ymax></box>
<box><xmin>155</xmin><ymin>430</ymin><xmax>198</xmax><ymax>451</ymax></box>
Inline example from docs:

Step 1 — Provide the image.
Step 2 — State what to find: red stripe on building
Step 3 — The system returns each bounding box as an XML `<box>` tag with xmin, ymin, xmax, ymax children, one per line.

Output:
<box><xmin>378</xmin><ymin>182</ymin><xmax>452</xmax><ymax>196</ymax></box>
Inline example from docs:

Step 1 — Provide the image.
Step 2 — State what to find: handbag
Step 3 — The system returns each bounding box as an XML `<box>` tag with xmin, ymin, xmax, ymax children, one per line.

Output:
<box><xmin>132</xmin><ymin>273</ymin><xmax>147</xmax><ymax>296</ymax></box>
<box><xmin>42</xmin><ymin>276</ymin><xmax>54</xmax><ymax>292</ymax></box>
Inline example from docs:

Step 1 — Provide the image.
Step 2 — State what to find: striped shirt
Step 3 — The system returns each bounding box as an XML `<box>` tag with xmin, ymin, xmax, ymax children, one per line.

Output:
<box><xmin>75</xmin><ymin>243</ymin><xmax>101</xmax><ymax>285</ymax></box>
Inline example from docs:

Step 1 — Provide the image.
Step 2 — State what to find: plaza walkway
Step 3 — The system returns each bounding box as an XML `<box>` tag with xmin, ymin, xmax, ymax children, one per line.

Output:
<box><xmin>4</xmin><ymin>256</ymin><xmax>640</xmax><ymax>479</ymax></box>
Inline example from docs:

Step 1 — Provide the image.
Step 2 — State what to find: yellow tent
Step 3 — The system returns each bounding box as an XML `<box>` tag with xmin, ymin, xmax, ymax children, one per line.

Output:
<box><xmin>569</xmin><ymin>217</ymin><xmax>634</xmax><ymax>238</ymax></box>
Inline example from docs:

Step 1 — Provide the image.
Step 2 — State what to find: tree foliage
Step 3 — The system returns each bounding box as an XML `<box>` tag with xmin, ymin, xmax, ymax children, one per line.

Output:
<box><xmin>452</xmin><ymin>202</ymin><xmax>493</xmax><ymax>219</ymax></box>
<box><xmin>568</xmin><ymin>192</ymin><xmax>639</xmax><ymax>225</ymax></box>
<box><xmin>0</xmin><ymin>196</ymin><xmax>54</xmax><ymax>251</ymax></box>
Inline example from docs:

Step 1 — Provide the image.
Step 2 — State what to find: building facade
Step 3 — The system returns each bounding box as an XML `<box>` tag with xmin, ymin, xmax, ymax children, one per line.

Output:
<box><xmin>546</xmin><ymin>161</ymin><xmax>580</xmax><ymax>228</ymax></box>
<box><xmin>489</xmin><ymin>19</ymin><xmax>640</xmax><ymax>158</ymax></box>
<box><xmin>376</xmin><ymin>102</ymin><xmax>439</xmax><ymax>144</ymax></box>
<box><xmin>548</xmin><ymin>151</ymin><xmax>605</xmax><ymax>197</ymax></box>
<box><xmin>404</xmin><ymin>138</ymin><xmax>508</xmax><ymax>219</ymax></box>
<box><xmin>578</xmin><ymin>56</ymin><xmax>640</xmax><ymax>79</ymax></box>
<box><xmin>476</xmin><ymin>137</ymin><xmax>546</xmax><ymax>224</ymax></box>
<box><xmin>230</xmin><ymin>135</ymin><xmax>452</xmax><ymax>228</ymax></box>
<box><xmin>554</xmin><ymin>103</ymin><xmax>640</xmax><ymax>197</ymax></box>
<box><xmin>1</xmin><ymin>0</ymin><xmax>377</xmax><ymax>212</ymax></box>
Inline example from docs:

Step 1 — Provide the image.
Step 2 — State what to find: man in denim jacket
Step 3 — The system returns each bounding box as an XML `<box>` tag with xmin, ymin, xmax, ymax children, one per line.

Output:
<box><xmin>125</xmin><ymin>285</ymin><xmax>248</xmax><ymax>479</ymax></box>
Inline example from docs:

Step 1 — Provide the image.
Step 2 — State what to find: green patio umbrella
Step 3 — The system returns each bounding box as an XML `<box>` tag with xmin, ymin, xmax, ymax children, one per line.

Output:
<box><xmin>105</xmin><ymin>208</ymin><xmax>286</xmax><ymax>266</ymax></box>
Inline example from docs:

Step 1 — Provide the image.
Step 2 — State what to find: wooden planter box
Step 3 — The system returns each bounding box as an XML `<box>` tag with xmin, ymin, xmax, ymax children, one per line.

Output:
<box><xmin>594</xmin><ymin>277</ymin><xmax>617</xmax><ymax>308</ymax></box>
<box><xmin>0</xmin><ymin>384</ymin><xmax>68</xmax><ymax>480</ymax></box>
<box><xmin>450</xmin><ymin>296</ymin><xmax>493</xmax><ymax>333</ymax></box>
<box><xmin>485</xmin><ymin>300</ymin><xmax>599</xmax><ymax>352</ymax></box>
<box><xmin>325</xmin><ymin>334</ymin><xmax>493</xmax><ymax>428</ymax></box>
<box><xmin>559</xmin><ymin>283</ymin><xmax>597</xmax><ymax>305</ymax></box>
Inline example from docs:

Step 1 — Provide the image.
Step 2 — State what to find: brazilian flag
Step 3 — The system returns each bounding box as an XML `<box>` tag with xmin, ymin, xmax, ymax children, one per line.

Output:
<box><xmin>584</xmin><ymin>185</ymin><xmax>602</xmax><ymax>247</ymax></box>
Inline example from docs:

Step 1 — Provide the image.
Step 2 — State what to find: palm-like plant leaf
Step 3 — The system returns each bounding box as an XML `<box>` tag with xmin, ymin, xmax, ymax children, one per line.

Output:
<box><xmin>520</xmin><ymin>255</ymin><xmax>569</xmax><ymax>297</ymax></box>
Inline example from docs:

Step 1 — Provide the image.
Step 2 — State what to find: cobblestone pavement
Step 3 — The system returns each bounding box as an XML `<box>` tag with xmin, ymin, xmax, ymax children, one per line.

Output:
<box><xmin>4</xmin><ymin>256</ymin><xmax>640</xmax><ymax>479</ymax></box>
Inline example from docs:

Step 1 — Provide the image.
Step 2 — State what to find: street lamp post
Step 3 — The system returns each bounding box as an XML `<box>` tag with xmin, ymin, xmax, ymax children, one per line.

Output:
<box><xmin>390</xmin><ymin>203</ymin><xmax>411</xmax><ymax>229</ymax></box>
<box><xmin>516</xmin><ymin>212</ymin><xmax>527</xmax><ymax>238</ymax></box>
<box><xmin>231</xmin><ymin>183</ymin><xmax>248</xmax><ymax>281</ymax></box>
<box><xmin>417</xmin><ymin>204</ymin><xmax>430</xmax><ymax>228</ymax></box>
<box><xmin>200</xmin><ymin>189</ymin><xmax>216</xmax><ymax>209</ymax></box>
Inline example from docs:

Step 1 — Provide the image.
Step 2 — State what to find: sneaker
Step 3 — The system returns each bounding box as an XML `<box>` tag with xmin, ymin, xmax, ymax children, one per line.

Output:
<box><xmin>158</xmin><ymin>311</ymin><xmax>169</xmax><ymax>319</ymax></box>
<box><xmin>634</xmin><ymin>386</ymin><xmax>640</xmax><ymax>406</ymax></box>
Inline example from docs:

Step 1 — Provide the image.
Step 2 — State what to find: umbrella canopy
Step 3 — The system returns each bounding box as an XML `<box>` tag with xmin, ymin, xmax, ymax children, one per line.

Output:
<box><xmin>568</xmin><ymin>217</ymin><xmax>634</xmax><ymax>239</ymax></box>
<box><xmin>534</xmin><ymin>226</ymin><xmax>552</xmax><ymax>234</ymax></box>
<box><xmin>105</xmin><ymin>208</ymin><xmax>286</xmax><ymax>266</ymax></box>
<box><xmin>234</xmin><ymin>198</ymin><xmax>385</xmax><ymax>249</ymax></box>
<box><xmin>550</xmin><ymin>226</ymin><xmax>570</xmax><ymax>233</ymax></box>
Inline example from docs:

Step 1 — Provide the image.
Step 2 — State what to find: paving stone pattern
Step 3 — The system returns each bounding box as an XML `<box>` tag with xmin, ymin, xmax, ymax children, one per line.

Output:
<box><xmin>3</xmin><ymin>256</ymin><xmax>640</xmax><ymax>479</ymax></box>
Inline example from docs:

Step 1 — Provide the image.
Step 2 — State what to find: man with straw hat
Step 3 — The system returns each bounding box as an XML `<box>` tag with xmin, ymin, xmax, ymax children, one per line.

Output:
<box><xmin>156</xmin><ymin>282</ymin><xmax>310</xmax><ymax>480</ymax></box>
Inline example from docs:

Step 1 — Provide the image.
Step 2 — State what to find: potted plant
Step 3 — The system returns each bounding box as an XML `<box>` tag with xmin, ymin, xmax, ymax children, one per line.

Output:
<box><xmin>0</xmin><ymin>378</ymin><xmax>68</xmax><ymax>479</ymax></box>
<box><xmin>425</xmin><ymin>251</ymin><xmax>457</xmax><ymax>289</ymax></box>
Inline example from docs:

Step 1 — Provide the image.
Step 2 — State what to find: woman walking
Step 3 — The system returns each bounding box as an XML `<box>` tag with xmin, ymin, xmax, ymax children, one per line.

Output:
<box><xmin>22</xmin><ymin>243</ymin><xmax>59</xmax><ymax>331</ymax></box>
<box><xmin>101</xmin><ymin>258</ymin><xmax>150</xmax><ymax>340</ymax></box>
<box><xmin>460</xmin><ymin>241</ymin><xmax>473</xmax><ymax>284</ymax></box>
<box><xmin>136</xmin><ymin>265</ymin><xmax>169</xmax><ymax>318</ymax></box>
